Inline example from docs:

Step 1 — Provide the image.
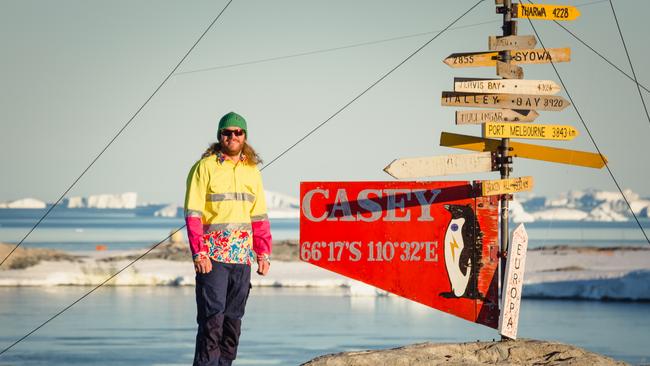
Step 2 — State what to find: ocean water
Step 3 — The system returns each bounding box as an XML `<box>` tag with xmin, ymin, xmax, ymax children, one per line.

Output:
<box><xmin>0</xmin><ymin>287</ymin><xmax>648</xmax><ymax>365</ymax></box>
<box><xmin>1</xmin><ymin>208</ymin><xmax>649</xmax><ymax>251</ymax></box>
<box><xmin>1</xmin><ymin>209</ymin><xmax>650</xmax><ymax>365</ymax></box>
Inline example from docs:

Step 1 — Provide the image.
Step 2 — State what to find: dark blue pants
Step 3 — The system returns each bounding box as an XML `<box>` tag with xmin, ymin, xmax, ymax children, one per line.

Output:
<box><xmin>193</xmin><ymin>260</ymin><xmax>251</xmax><ymax>366</ymax></box>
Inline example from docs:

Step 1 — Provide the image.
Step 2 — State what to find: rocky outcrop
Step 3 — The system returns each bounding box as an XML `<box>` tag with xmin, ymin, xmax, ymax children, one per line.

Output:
<box><xmin>302</xmin><ymin>339</ymin><xmax>626</xmax><ymax>366</ymax></box>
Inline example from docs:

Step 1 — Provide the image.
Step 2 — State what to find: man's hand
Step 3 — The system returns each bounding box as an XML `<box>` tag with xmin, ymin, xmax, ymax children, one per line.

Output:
<box><xmin>194</xmin><ymin>255</ymin><xmax>212</xmax><ymax>274</ymax></box>
<box><xmin>256</xmin><ymin>255</ymin><xmax>270</xmax><ymax>276</ymax></box>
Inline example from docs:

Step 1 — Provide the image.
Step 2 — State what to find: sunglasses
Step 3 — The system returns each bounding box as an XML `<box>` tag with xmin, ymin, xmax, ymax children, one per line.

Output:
<box><xmin>220</xmin><ymin>129</ymin><xmax>245</xmax><ymax>137</ymax></box>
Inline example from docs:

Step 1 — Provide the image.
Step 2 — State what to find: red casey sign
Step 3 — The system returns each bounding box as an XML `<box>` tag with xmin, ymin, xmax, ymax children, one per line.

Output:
<box><xmin>300</xmin><ymin>181</ymin><xmax>500</xmax><ymax>329</ymax></box>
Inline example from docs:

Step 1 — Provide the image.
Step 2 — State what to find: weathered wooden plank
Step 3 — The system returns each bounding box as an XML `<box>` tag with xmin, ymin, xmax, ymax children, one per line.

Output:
<box><xmin>441</xmin><ymin>92</ymin><xmax>570</xmax><ymax>111</ymax></box>
<box><xmin>497</xmin><ymin>61</ymin><xmax>524</xmax><ymax>79</ymax></box>
<box><xmin>483</xmin><ymin>122</ymin><xmax>579</xmax><ymax>140</ymax></box>
<box><xmin>513</xmin><ymin>3</ymin><xmax>580</xmax><ymax>21</ymax></box>
<box><xmin>456</xmin><ymin>109</ymin><xmax>539</xmax><ymax>125</ymax></box>
<box><xmin>383</xmin><ymin>152</ymin><xmax>495</xmax><ymax>179</ymax></box>
<box><xmin>439</xmin><ymin>132</ymin><xmax>608</xmax><ymax>169</ymax></box>
<box><xmin>481</xmin><ymin>176</ymin><xmax>534</xmax><ymax>196</ymax></box>
<box><xmin>498</xmin><ymin>223</ymin><xmax>529</xmax><ymax>339</ymax></box>
<box><xmin>488</xmin><ymin>35</ymin><xmax>537</xmax><ymax>51</ymax></box>
<box><xmin>443</xmin><ymin>48</ymin><xmax>570</xmax><ymax>68</ymax></box>
<box><xmin>454</xmin><ymin>78</ymin><xmax>561</xmax><ymax>95</ymax></box>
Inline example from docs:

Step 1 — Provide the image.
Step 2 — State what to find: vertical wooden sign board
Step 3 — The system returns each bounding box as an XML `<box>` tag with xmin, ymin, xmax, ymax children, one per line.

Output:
<box><xmin>498</xmin><ymin>223</ymin><xmax>529</xmax><ymax>339</ymax></box>
<box><xmin>300</xmin><ymin>181</ymin><xmax>500</xmax><ymax>328</ymax></box>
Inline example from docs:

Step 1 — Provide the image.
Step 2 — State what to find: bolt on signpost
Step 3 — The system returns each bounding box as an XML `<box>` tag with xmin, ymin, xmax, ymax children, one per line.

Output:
<box><xmin>300</xmin><ymin>0</ymin><xmax>602</xmax><ymax>343</ymax></box>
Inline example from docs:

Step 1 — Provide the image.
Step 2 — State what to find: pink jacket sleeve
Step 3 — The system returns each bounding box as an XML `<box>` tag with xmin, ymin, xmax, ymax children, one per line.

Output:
<box><xmin>184</xmin><ymin>161</ymin><xmax>208</xmax><ymax>259</ymax></box>
<box><xmin>252</xmin><ymin>219</ymin><xmax>272</xmax><ymax>256</ymax></box>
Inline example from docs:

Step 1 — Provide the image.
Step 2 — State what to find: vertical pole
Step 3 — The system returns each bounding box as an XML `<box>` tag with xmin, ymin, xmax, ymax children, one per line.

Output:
<box><xmin>499</xmin><ymin>0</ymin><xmax>514</xmax><ymax>340</ymax></box>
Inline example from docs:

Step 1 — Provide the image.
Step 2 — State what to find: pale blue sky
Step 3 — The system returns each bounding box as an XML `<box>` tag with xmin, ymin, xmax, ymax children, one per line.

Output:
<box><xmin>1</xmin><ymin>0</ymin><xmax>649</xmax><ymax>203</ymax></box>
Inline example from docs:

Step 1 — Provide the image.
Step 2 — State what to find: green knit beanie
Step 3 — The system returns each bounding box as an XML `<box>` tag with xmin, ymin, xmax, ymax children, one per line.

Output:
<box><xmin>218</xmin><ymin>112</ymin><xmax>247</xmax><ymax>136</ymax></box>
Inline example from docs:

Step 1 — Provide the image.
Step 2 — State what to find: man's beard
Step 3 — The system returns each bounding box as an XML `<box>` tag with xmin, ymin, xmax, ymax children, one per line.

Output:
<box><xmin>221</xmin><ymin>141</ymin><xmax>244</xmax><ymax>157</ymax></box>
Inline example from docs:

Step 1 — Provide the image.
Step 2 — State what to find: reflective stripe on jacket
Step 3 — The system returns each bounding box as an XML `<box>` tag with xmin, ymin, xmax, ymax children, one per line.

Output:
<box><xmin>184</xmin><ymin>153</ymin><xmax>272</xmax><ymax>264</ymax></box>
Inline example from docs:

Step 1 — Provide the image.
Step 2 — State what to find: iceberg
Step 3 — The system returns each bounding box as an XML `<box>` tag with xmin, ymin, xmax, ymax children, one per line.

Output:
<box><xmin>154</xmin><ymin>204</ymin><xmax>182</xmax><ymax>218</ymax></box>
<box><xmin>510</xmin><ymin>199</ymin><xmax>535</xmax><ymax>223</ymax></box>
<box><xmin>62</xmin><ymin>192</ymin><xmax>138</xmax><ymax>209</ymax></box>
<box><xmin>0</xmin><ymin>198</ymin><xmax>47</xmax><ymax>209</ymax></box>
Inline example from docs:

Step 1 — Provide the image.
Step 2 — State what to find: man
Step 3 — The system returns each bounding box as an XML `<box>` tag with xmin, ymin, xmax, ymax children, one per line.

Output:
<box><xmin>184</xmin><ymin>111</ymin><xmax>272</xmax><ymax>366</ymax></box>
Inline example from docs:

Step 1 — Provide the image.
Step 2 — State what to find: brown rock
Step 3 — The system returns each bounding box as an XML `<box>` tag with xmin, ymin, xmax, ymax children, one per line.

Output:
<box><xmin>0</xmin><ymin>242</ymin><xmax>80</xmax><ymax>270</ymax></box>
<box><xmin>301</xmin><ymin>339</ymin><xmax>627</xmax><ymax>366</ymax></box>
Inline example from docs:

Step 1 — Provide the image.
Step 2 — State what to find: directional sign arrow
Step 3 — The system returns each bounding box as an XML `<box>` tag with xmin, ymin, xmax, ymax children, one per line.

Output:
<box><xmin>483</xmin><ymin>122</ymin><xmax>579</xmax><ymax>140</ymax></box>
<box><xmin>514</xmin><ymin>3</ymin><xmax>581</xmax><ymax>21</ymax></box>
<box><xmin>496</xmin><ymin>61</ymin><xmax>523</xmax><ymax>79</ymax></box>
<box><xmin>439</xmin><ymin>132</ymin><xmax>608</xmax><ymax>169</ymax></box>
<box><xmin>454</xmin><ymin>78</ymin><xmax>561</xmax><ymax>95</ymax></box>
<box><xmin>456</xmin><ymin>109</ymin><xmax>539</xmax><ymax>125</ymax></box>
<box><xmin>443</xmin><ymin>48</ymin><xmax>570</xmax><ymax>68</ymax></box>
<box><xmin>481</xmin><ymin>176</ymin><xmax>534</xmax><ymax>196</ymax></box>
<box><xmin>441</xmin><ymin>92</ymin><xmax>570</xmax><ymax>111</ymax></box>
<box><xmin>488</xmin><ymin>35</ymin><xmax>537</xmax><ymax>51</ymax></box>
<box><xmin>498</xmin><ymin>223</ymin><xmax>529</xmax><ymax>339</ymax></box>
<box><xmin>384</xmin><ymin>152</ymin><xmax>496</xmax><ymax>179</ymax></box>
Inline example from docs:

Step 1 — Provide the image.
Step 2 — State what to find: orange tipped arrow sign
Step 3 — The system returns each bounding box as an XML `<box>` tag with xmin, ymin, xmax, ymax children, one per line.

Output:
<box><xmin>514</xmin><ymin>4</ymin><xmax>580</xmax><ymax>21</ymax></box>
<box><xmin>483</xmin><ymin>122</ymin><xmax>579</xmax><ymax>140</ymax></box>
<box><xmin>441</xmin><ymin>92</ymin><xmax>570</xmax><ymax>112</ymax></box>
<box><xmin>443</xmin><ymin>48</ymin><xmax>570</xmax><ymax>68</ymax></box>
<box><xmin>456</xmin><ymin>109</ymin><xmax>539</xmax><ymax>125</ymax></box>
<box><xmin>439</xmin><ymin>132</ymin><xmax>607</xmax><ymax>169</ymax></box>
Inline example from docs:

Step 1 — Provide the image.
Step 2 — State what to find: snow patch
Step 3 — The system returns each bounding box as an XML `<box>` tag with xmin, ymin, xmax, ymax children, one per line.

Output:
<box><xmin>532</xmin><ymin>208</ymin><xmax>588</xmax><ymax>221</ymax></box>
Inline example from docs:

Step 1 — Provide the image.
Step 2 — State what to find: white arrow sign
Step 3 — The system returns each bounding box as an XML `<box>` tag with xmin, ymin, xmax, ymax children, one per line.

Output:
<box><xmin>498</xmin><ymin>223</ymin><xmax>529</xmax><ymax>339</ymax></box>
<box><xmin>384</xmin><ymin>152</ymin><xmax>496</xmax><ymax>179</ymax></box>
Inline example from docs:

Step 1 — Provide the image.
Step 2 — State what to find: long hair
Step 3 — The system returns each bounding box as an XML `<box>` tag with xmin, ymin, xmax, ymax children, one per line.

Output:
<box><xmin>201</xmin><ymin>141</ymin><xmax>262</xmax><ymax>165</ymax></box>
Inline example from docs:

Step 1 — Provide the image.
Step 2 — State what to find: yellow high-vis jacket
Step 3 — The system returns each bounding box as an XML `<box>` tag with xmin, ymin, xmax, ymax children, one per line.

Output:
<box><xmin>184</xmin><ymin>152</ymin><xmax>272</xmax><ymax>265</ymax></box>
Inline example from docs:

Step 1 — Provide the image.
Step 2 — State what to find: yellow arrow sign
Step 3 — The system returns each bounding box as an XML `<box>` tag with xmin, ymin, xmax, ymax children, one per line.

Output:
<box><xmin>514</xmin><ymin>4</ymin><xmax>581</xmax><ymax>21</ymax></box>
<box><xmin>482</xmin><ymin>176</ymin><xmax>534</xmax><ymax>196</ymax></box>
<box><xmin>439</xmin><ymin>132</ymin><xmax>607</xmax><ymax>169</ymax></box>
<box><xmin>483</xmin><ymin>122</ymin><xmax>579</xmax><ymax>140</ymax></box>
<box><xmin>443</xmin><ymin>48</ymin><xmax>570</xmax><ymax>68</ymax></box>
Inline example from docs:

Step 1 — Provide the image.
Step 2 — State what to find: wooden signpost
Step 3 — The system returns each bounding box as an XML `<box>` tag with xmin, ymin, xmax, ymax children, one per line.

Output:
<box><xmin>482</xmin><ymin>177</ymin><xmax>533</xmax><ymax>196</ymax></box>
<box><xmin>456</xmin><ymin>109</ymin><xmax>539</xmax><ymax>125</ymax></box>
<box><xmin>383</xmin><ymin>152</ymin><xmax>496</xmax><ymax>179</ymax></box>
<box><xmin>488</xmin><ymin>35</ymin><xmax>537</xmax><ymax>51</ymax></box>
<box><xmin>483</xmin><ymin>122</ymin><xmax>579</xmax><ymax>140</ymax></box>
<box><xmin>454</xmin><ymin>78</ymin><xmax>561</xmax><ymax>95</ymax></box>
<box><xmin>443</xmin><ymin>48</ymin><xmax>571</xmax><ymax>68</ymax></box>
<box><xmin>441</xmin><ymin>92</ymin><xmax>570</xmax><ymax>111</ymax></box>
<box><xmin>513</xmin><ymin>3</ymin><xmax>580</xmax><ymax>21</ymax></box>
<box><xmin>498</xmin><ymin>223</ymin><xmax>529</xmax><ymax>339</ymax></box>
<box><xmin>440</xmin><ymin>132</ymin><xmax>608</xmax><ymax>168</ymax></box>
<box><xmin>301</xmin><ymin>0</ymin><xmax>598</xmax><ymax>341</ymax></box>
<box><xmin>496</xmin><ymin>61</ymin><xmax>523</xmax><ymax>79</ymax></box>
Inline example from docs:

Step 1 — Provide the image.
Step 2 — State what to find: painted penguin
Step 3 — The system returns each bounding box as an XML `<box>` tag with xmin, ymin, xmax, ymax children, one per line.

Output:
<box><xmin>440</xmin><ymin>204</ymin><xmax>484</xmax><ymax>300</ymax></box>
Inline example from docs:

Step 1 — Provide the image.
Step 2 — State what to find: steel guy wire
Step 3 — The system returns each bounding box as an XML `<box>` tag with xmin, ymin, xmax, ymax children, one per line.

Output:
<box><xmin>607</xmin><ymin>0</ymin><xmax>650</xmax><ymax>127</ymax></box>
<box><xmin>174</xmin><ymin>0</ymin><xmax>610</xmax><ymax>78</ymax></box>
<box><xmin>0</xmin><ymin>0</ymin><xmax>234</xmax><ymax>268</ymax></box>
<box><xmin>526</xmin><ymin>0</ymin><xmax>650</xmax><ymax>94</ymax></box>
<box><xmin>0</xmin><ymin>229</ymin><xmax>182</xmax><ymax>357</ymax></box>
<box><xmin>0</xmin><ymin>0</ymin><xmax>486</xmax><ymax>356</ymax></box>
<box><xmin>520</xmin><ymin>4</ymin><xmax>650</xmax><ymax>246</ymax></box>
